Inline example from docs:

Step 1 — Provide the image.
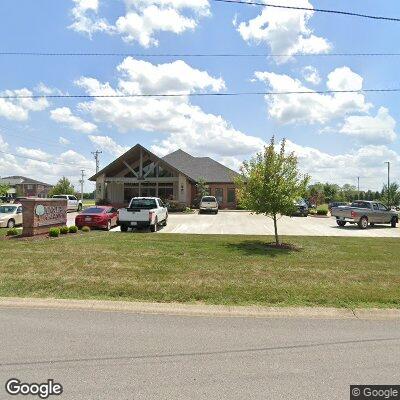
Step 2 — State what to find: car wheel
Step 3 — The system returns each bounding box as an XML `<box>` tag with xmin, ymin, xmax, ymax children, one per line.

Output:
<box><xmin>120</xmin><ymin>225</ymin><xmax>128</xmax><ymax>232</ymax></box>
<box><xmin>336</xmin><ymin>220</ymin><xmax>346</xmax><ymax>227</ymax></box>
<box><xmin>77</xmin><ymin>204</ymin><xmax>82</xmax><ymax>212</ymax></box>
<box><xmin>370</xmin><ymin>223</ymin><xmax>375</xmax><ymax>227</ymax></box>
<box><xmin>151</xmin><ymin>219</ymin><xmax>158</xmax><ymax>232</ymax></box>
<box><xmin>358</xmin><ymin>216</ymin><xmax>368</xmax><ymax>230</ymax></box>
<box><xmin>7</xmin><ymin>219</ymin><xmax>15</xmax><ymax>228</ymax></box>
<box><xmin>391</xmin><ymin>217</ymin><xmax>397</xmax><ymax>228</ymax></box>
<box><xmin>163</xmin><ymin>217</ymin><xmax>168</xmax><ymax>226</ymax></box>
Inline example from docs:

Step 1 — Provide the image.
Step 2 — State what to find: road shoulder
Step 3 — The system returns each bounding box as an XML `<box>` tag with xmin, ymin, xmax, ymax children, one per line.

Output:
<box><xmin>0</xmin><ymin>297</ymin><xmax>399</xmax><ymax>320</ymax></box>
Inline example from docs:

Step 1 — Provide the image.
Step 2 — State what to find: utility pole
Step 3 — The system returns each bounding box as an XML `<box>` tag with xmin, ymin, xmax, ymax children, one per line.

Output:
<box><xmin>79</xmin><ymin>169</ymin><xmax>85</xmax><ymax>202</ymax></box>
<box><xmin>357</xmin><ymin>177</ymin><xmax>360</xmax><ymax>198</ymax></box>
<box><xmin>91</xmin><ymin>150</ymin><xmax>103</xmax><ymax>174</ymax></box>
<box><xmin>384</xmin><ymin>161</ymin><xmax>390</xmax><ymax>206</ymax></box>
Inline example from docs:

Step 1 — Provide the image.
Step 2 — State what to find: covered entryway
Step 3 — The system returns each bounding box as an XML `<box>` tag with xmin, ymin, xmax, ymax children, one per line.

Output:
<box><xmin>91</xmin><ymin>144</ymin><xmax>192</xmax><ymax>208</ymax></box>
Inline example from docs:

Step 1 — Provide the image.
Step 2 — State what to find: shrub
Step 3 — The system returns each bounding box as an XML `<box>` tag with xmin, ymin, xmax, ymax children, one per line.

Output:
<box><xmin>49</xmin><ymin>228</ymin><xmax>60</xmax><ymax>237</ymax></box>
<box><xmin>167</xmin><ymin>200</ymin><xmax>186</xmax><ymax>212</ymax></box>
<box><xmin>81</xmin><ymin>226</ymin><xmax>91</xmax><ymax>232</ymax></box>
<box><xmin>6</xmin><ymin>228</ymin><xmax>19</xmax><ymax>237</ymax></box>
<box><xmin>68</xmin><ymin>225</ymin><xmax>78</xmax><ymax>234</ymax></box>
<box><xmin>60</xmin><ymin>226</ymin><xmax>69</xmax><ymax>235</ymax></box>
<box><xmin>316</xmin><ymin>205</ymin><xmax>329</xmax><ymax>216</ymax></box>
<box><xmin>309</xmin><ymin>209</ymin><xmax>317</xmax><ymax>215</ymax></box>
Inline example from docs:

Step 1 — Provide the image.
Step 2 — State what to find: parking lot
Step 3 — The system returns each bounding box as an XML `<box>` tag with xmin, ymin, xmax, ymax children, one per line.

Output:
<box><xmin>68</xmin><ymin>211</ymin><xmax>400</xmax><ymax>237</ymax></box>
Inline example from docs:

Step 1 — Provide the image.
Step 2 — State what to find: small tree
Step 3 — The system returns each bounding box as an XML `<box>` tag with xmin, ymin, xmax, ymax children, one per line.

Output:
<box><xmin>0</xmin><ymin>183</ymin><xmax>10</xmax><ymax>196</ymax></box>
<box><xmin>382</xmin><ymin>183</ymin><xmax>400</xmax><ymax>207</ymax></box>
<box><xmin>235</xmin><ymin>137</ymin><xmax>310</xmax><ymax>246</ymax></box>
<box><xmin>49</xmin><ymin>177</ymin><xmax>75</xmax><ymax>197</ymax></box>
<box><xmin>193</xmin><ymin>177</ymin><xmax>210</xmax><ymax>206</ymax></box>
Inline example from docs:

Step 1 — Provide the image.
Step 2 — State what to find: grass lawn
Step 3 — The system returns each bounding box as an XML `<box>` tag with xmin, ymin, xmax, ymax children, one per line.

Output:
<box><xmin>0</xmin><ymin>233</ymin><xmax>399</xmax><ymax>308</ymax></box>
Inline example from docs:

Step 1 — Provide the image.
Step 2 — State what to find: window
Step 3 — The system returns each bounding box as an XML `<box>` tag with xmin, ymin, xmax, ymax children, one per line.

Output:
<box><xmin>227</xmin><ymin>189</ymin><xmax>236</xmax><ymax>203</ymax></box>
<box><xmin>129</xmin><ymin>198</ymin><xmax>157</xmax><ymax>210</ymax></box>
<box><xmin>378</xmin><ymin>203</ymin><xmax>388</xmax><ymax>211</ymax></box>
<box><xmin>17</xmin><ymin>207</ymin><xmax>22</xmax><ymax>214</ymax></box>
<box><xmin>215</xmin><ymin>188</ymin><xmax>223</xmax><ymax>204</ymax></box>
<box><xmin>373</xmin><ymin>204</ymin><xmax>379</xmax><ymax>211</ymax></box>
<box><xmin>68</xmin><ymin>196</ymin><xmax>77</xmax><ymax>201</ymax></box>
<box><xmin>202</xmin><ymin>196</ymin><xmax>216</xmax><ymax>203</ymax></box>
<box><xmin>84</xmin><ymin>207</ymin><xmax>106</xmax><ymax>214</ymax></box>
<box><xmin>27</xmin><ymin>184</ymin><xmax>33</xmax><ymax>190</ymax></box>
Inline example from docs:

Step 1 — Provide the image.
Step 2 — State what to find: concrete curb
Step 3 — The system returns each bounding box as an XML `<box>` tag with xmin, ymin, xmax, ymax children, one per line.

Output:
<box><xmin>0</xmin><ymin>297</ymin><xmax>399</xmax><ymax>320</ymax></box>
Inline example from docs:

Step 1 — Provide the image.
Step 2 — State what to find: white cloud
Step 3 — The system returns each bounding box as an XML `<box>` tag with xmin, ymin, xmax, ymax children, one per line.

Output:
<box><xmin>302</xmin><ymin>66</ymin><xmax>321</xmax><ymax>85</ymax></box>
<box><xmin>50</xmin><ymin>107</ymin><xmax>97</xmax><ymax>133</ymax></box>
<box><xmin>0</xmin><ymin>88</ymin><xmax>49</xmax><ymax>121</ymax></box>
<box><xmin>0</xmin><ymin>134</ymin><xmax>9</xmax><ymax>152</ymax></box>
<box><xmin>75</xmin><ymin>57</ymin><xmax>264</xmax><ymax>159</ymax></box>
<box><xmin>70</xmin><ymin>0</ymin><xmax>210</xmax><ymax>47</ymax></box>
<box><xmin>16</xmin><ymin>147</ymin><xmax>51</xmax><ymax>161</ymax></box>
<box><xmin>59</xmin><ymin>136</ymin><xmax>71</xmax><ymax>145</ymax></box>
<box><xmin>285</xmin><ymin>140</ymin><xmax>400</xmax><ymax>190</ymax></box>
<box><xmin>339</xmin><ymin>107</ymin><xmax>397</xmax><ymax>143</ymax></box>
<box><xmin>255</xmin><ymin>66</ymin><xmax>371</xmax><ymax>125</ymax></box>
<box><xmin>0</xmin><ymin>146</ymin><xmax>95</xmax><ymax>186</ymax></box>
<box><xmin>69</xmin><ymin>0</ymin><xmax>112</xmax><ymax>37</ymax></box>
<box><xmin>236</xmin><ymin>0</ymin><xmax>331</xmax><ymax>63</ymax></box>
<box><xmin>88</xmin><ymin>135</ymin><xmax>130</xmax><ymax>157</ymax></box>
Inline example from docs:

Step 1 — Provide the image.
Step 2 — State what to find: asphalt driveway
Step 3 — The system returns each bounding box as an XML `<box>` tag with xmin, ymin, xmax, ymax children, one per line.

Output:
<box><xmin>67</xmin><ymin>211</ymin><xmax>400</xmax><ymax>237</ymax></box>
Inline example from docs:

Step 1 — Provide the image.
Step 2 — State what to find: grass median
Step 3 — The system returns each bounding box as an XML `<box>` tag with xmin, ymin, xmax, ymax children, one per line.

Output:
<box><xmin>0</xmin><ymin>232</ymin><xmax>399</xmax><ymax>308</ymax></box>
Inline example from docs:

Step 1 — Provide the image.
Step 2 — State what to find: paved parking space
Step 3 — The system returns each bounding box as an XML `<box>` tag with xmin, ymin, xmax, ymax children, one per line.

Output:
<box><xmin>67</xmin><ymin>210</ymin><xmax>400</xmax><ymax>237</ymax></box>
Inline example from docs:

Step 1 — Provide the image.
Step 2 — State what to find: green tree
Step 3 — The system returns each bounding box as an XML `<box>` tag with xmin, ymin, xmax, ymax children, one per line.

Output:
<box><xmin>194</xmin><ymin>177</ymin><xmax>210</xmax><ymax>206</ymax></box>
<box><xmin>236</xmin><ymin>137</ymin><xmax>310</xmax><ymax>246</ymax></box>
<box><xmin>0</xmin><ymin>183</ymin><xmax>10</xmax><ymax>196</ymax></box>
<box><xmin>382</xmin><ymin>183</ymin><xmax>400</xmax><ymax>207</ymax></box>
<box><xmin>49</xmin><ymin>177</ymin><xmax>75</xmax><ymax>197</ymax></box>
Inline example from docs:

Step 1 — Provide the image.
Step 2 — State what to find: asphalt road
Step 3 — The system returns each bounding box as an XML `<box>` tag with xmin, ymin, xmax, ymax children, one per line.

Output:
<box><xmin>0</xmin><ymin>308</ymin><xmax>399</xmax><ymax>400</ymax></box>
<box><xmin>67</xmin><ymin>211</ymin><xmax>400</xmax><ymax>237</ymax></box>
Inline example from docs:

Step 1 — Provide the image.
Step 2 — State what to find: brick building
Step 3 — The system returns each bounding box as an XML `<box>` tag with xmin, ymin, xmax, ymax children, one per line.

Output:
<box><xmin>0</xmin><ymin>176</ymin><xmax>53</xmax><ymax>198</ymax></box>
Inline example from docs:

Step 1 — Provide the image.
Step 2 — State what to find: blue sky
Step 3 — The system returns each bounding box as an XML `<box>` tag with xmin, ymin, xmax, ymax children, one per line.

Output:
<box><xmin>0</xmin><ymin>0</ymin><xmax>400</xmax><ymax>191</ymax></box>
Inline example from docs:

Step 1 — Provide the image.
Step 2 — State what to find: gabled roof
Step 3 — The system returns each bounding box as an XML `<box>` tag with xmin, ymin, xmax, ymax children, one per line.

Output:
<box><xmin>89</xmin><ymin>144</ymin><xmax>239</xmax><ymax>183</ymax></box>
<box><xmin>162</xmin><ymin>149</ymin><xmax>239</xmax><ymax>183</ymax></box>
<box><xmin>89</xmin><ymin>144</ymin><xmax>185</xmax><ymax>181</ymax></box>
<box><xmin>0</xmin><ymin>176</ymin><xmax>52</xmax><ymax>186</ymax></box>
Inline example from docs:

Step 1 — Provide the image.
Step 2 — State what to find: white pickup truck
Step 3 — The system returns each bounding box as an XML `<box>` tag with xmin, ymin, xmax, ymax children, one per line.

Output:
<box><xmin>52</xmin><ymin>195</ymin><xmax>83</xmax><ymax>212</ymax></box>
<box><xmin>118</xmin><ymin>197</ymin><xmax>168</xmax><ymax>232</ymax></box>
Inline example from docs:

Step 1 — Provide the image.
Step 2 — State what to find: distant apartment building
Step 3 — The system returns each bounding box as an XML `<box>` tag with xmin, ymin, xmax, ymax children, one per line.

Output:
<box><xmin>0</xmin><ymin>176</ymin><xmax>53</xmax><ymax>198</ymax></box>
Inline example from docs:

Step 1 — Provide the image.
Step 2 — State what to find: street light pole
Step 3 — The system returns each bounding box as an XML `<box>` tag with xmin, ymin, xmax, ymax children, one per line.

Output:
<box><xmin>384</xmin><ymin>161</ymin><xmax>390</xmax><ymax>206</ymax></box>
<box><xmin>79</xmin><ymin>169</ymin><xmax>85</xmax><ymax>203</ymax></box>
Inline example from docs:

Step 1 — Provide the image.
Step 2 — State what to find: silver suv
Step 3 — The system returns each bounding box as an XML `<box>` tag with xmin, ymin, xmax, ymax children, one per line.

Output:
<box><xmin>199</xmin><ymin>196</ymin><xmax>219</xmax><ymax>214</ymax></box>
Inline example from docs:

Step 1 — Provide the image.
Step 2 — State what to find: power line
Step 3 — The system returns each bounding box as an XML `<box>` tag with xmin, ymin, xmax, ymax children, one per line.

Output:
<box><xmin>3</xmin><ymin>51</ymin><xmax>400</xmax><ymax>58</ymax></box>
<box><xmin>2</xmin><ymin>89</ymin><xmax>400</xmax><ymax>99</ymax></box>
<box><xmin>212</xmin><ymin>0</ymin><xmax>400</xmax><ymax>22</ymax></box>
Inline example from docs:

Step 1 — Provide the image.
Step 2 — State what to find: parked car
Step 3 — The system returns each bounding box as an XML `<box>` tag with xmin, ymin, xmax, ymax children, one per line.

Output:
<box><xmin>75</xmin><ymin>206</ymin><xmax>118</xmax><ymax>231</ymax></box>
<box><xmin>118</xmin><ymin>197</ymin><xmax>168</xmax><ymax>232</ymax></box>
<box><xmin>52</xmin><ymin>195</ymin><xmax>82</xmax><ymax>212</ymax></box>
<box><xmin>331</xmin><ymin>200</ymin><xmax>398</xmax><ymax>229</ymax></box>
<box><xmin>291</xmin><ymin>199</ymin><xmax>309</xmax><ymax>217</ymax></box>
<box><xmin>199</xmin><ymin>196</ymin><xmax>219</xmax><ymax>214</ymax></box>
<box><xmin>0</xmin><ymin>204</ymin><xmax>23</xmax><ymax>228</ymax></box>
<box><xmin>328</xmin><ymin>201</ymin><xmax>348</xmax><ymax>212</ymax></box>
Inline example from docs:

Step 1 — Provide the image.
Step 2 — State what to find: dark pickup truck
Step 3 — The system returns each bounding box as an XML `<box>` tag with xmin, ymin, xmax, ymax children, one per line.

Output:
<box><xmin>331</xmin><ymin>200</ymin><xmax>398</xmax><ymax>229</ymax></box>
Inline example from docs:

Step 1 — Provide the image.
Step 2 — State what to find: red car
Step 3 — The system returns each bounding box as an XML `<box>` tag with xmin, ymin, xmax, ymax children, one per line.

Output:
<box><xmin>75</xmin><ymin>206</ymin><xmax>118</xmax><ymax>231</ymax></box>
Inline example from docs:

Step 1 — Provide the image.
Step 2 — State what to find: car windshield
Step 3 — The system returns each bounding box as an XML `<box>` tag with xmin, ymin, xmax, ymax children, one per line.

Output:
<box><xmin>202</xmin><ymin>197</ymin><xmax>216</xmax><ymax>202</ymax></box>
<box><xmin>52</xmin><ymin>195</ymin><xmax>66</xmax><ymax>199</ymax></box>
<box><xmin>0</xmin><ymin>206</ymin><xmax>17</xmax><ymax>213</ymax></box>
<box><xmin>83</xmin><ymin>207</ymin><xmax>106</xmax><ymax>214</ymax></box>
<box><xmin>129</xmin><ymin>199</ymin><xmax>157</xmax><ymax>209</ymax></box>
